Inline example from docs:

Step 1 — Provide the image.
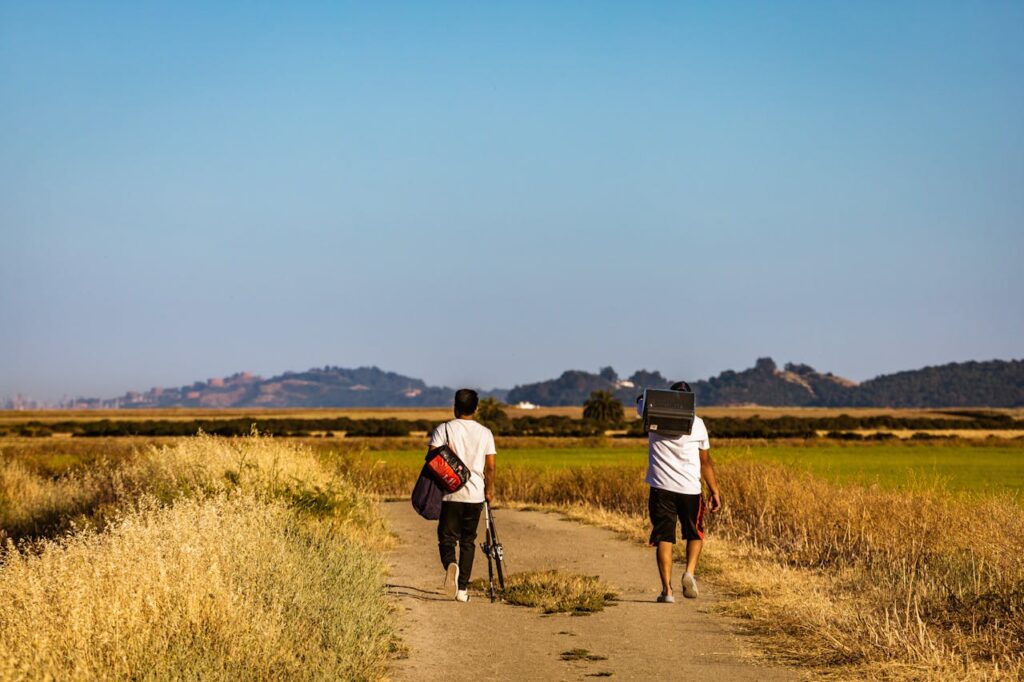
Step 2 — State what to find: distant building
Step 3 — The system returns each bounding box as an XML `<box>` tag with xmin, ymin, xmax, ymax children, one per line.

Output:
<box><xmin>515</xmin><ymin>401</ymin><xmax>538</xmax><ymax>410</ymax></box>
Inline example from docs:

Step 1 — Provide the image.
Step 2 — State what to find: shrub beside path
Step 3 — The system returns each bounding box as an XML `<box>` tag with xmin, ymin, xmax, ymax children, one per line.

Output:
<box><xmin>384</xmin><ymin>502</ymin><xmax>795</xmax><ymax>681</ymax></box>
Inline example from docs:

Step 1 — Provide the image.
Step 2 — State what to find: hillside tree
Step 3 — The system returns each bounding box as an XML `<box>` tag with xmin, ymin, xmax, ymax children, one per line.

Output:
<box><xmin>583</xmin><ymin>390</ymin><xmax>625</xmax><ymax>428</ymax></box>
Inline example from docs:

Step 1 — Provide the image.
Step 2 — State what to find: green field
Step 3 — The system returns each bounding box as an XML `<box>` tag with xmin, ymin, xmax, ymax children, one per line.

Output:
<box><xmin>364</xmin><ymin>443</ymin><xmax>1024</xmax><ymax>495</ymax></box>
<box><xmin>725</xmin><ymin>443</ymin><xmax>1024</xmax><ymax>495</ymax></box>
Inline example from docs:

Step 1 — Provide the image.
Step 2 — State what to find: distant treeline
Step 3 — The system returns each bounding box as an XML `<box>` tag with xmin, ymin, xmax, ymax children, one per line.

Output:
<box><xmin>626</xmin><ymin>411</ymin><xmax>1022</xmax><ymax>439</ymax></box>
<box><xmin>3</xmin><ymin>410</ymin><xmax>1021</xmax><ymax>439</ymax></box>
<box><xmin>2</xmin><ymin>416</ymin><xmax>605</xmax><ymax>439</ymax></box>
<box><xmin>507</xmin><ymin>358</ymin><xmax>1024</xmax><ymax>408</ymax></box>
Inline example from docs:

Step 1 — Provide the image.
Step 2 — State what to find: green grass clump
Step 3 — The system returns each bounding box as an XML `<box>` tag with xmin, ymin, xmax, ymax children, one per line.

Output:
<box><xmin>472</xmin><ymin>570</ymin><xmax>617</xmax><ymax>614</ymax></box>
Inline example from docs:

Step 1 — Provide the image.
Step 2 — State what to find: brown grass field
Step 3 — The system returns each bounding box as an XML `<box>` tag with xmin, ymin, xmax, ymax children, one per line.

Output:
<box><xmin>0</xmin><ymin>436</ymin><xmax>397</xmax><ymax>680</ymax></box>
<box><xmin>2</xmin><ymin>426</ymin><xmax>1022</xmax><ymax>679</ymax></box>
<box><xmin>321</xmin><ymin>440</ymin><xmax>1024</xmax><ymax>679</ymax></box>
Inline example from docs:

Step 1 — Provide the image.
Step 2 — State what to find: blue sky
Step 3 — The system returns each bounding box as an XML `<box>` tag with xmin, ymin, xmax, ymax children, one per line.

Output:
<box><xmin>2</xmin><ymin>1</ymin><xmax>1022</xmax><ymax>400</ymax></box>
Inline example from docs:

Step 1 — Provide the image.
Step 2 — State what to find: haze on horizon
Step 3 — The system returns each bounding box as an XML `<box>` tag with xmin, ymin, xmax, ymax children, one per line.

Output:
<box><xmin>2</xmin><ymin>1</ymin><xmax>1022</xmax><ymax>402</ymax></box>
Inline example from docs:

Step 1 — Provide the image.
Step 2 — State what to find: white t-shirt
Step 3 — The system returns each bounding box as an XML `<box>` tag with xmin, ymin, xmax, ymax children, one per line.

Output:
<box><xmin>429</xmin><ymin>418</ymin><xmax>496</xmax><ymax>504</ymax></box>
<box><xmin>644</xmin><ymin>416</ymin><xmax>710</xmax><ymax>495</ymax></box>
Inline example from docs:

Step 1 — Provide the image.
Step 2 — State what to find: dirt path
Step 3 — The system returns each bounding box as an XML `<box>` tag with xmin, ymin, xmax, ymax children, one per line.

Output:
<box><xmin>384</xmin><ymin>502</ymin><xmax>795</xmax><ymax>681</ymax></box>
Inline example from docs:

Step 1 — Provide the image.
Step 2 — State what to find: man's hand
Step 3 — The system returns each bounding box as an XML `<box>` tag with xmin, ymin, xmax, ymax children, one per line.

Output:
<box><xmin>485</xmin><ymin>490</ymin><xmax>494</xmax><ymax>504</ymax></box>
<box><xmin>708</xmin><ymin>490</ymin><xmax>722</xmax><ymax>513</ymax></box>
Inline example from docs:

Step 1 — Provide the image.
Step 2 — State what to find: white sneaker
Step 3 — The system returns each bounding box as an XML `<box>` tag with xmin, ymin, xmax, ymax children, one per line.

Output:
<box><xmin>681</xmin><ymin>572</ymin><xmax>699</xmax><ymax>599</ymax></box>
<box><xmin>456</xmin><ymin>589</ymin><xmax>470</xmax><ymax>603</ymax></box>
<box><xmin>444</xmin><ymin>563</ymin><xmax>459</xmax><ymax>599</ymax></box>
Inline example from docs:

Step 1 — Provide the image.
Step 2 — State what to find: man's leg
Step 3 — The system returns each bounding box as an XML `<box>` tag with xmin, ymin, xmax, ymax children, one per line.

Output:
<box><xmin>656</xmin><ymin>541</ymin><xmax>674</xmax><ymax>596</ymax></box>
<box><xmin>648</xmin><ymin>487</ymin><xmax>677</xmax><ymax>598</ymax></box>
<box><xmin>456</xmin><ymin>502</ymin><xmax>484</xmax><ymax>590</ymax></box>
<box><xmin>679</xmin><ymin>493</ymin><xmax>706</xmax><ymax>598</ymax></box>
<box><xmin>685</xmin><ymin>538</ymin><xmax>703</xmax><ymax>575</ymax></box>
<box><xmin>682</xmin><ymin>492</ymin><xmax>706</xmax><ymax>575</ymax></box>
<box><xmin>437</xmin><ymin>501</ymin><xmax>459</xmax><ymax>570</ymax></box>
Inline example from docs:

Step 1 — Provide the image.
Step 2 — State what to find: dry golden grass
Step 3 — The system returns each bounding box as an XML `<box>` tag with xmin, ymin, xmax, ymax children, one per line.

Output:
<box><xmin>5</xmin><ymin>432</ymin><xmax>1021</xmax><ymax>679</ymax></box>
<box><xmin>0</xmin><ymin>495</ymin><xmax>392</xmax><ymax>680</ymax></box>
<box><xmin>716</xmin><ymin>462</ymin><xmax>1024</xmax><ymax>675</ymax></box>
<box><xmin>0</xmin><ymin>433</ymin><xmax>391</xmax><ymax>541</ymax></box>
<box><xmin>0</xmin><ymin>435</ymin><xmax>395</xmax><ymax>681</ymax></box>
<box><xmin>0</xmin><ymin>459</ymin><xmax>120</xmax><ymax>541</ymax></box>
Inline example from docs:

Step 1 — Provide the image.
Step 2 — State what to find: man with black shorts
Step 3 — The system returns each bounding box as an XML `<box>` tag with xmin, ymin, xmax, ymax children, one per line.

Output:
<box><xmin>639</xmin><ymin>381</ymin><xmax>722</xmax><ymax>602</ymax></box>
<box><xmin>429</xmin><ymin>389</ymin><xmax>497</xmax><ymax>603</ymax></box>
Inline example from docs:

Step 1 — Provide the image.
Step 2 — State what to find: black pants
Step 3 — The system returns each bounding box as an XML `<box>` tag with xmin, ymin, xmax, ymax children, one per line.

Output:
<box><xmin>437</xmin><ymin>501</ymin><xmax>484</xmax><ymax>590</ymax></box>
<box><xmin>648</xmin><ymin>487</ymin><xmax>706</xmax><ymax>544</ymax></box>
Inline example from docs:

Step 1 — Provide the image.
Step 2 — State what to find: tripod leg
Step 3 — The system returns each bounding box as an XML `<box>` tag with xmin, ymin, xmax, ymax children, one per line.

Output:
<box><xmin>486</xmin><ymin>552</ymin><xmax>495</xmax><ymax>602</ymax></box>
<box><xmin>487</xmin><ymin>503</ymin><xmax>506</xmax><ymax>591</ymax></box>
<box><xmin>483</xmin><ymin>503</ymin><xmax>496</xmax><ymax>602</ymax></box>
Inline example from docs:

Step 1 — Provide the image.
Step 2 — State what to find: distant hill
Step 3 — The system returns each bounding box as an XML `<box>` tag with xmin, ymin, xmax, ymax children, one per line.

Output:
<box><xmin>65</xmin><ymin>366</ymin><xmax>506</xmax><ymax>409</ymax></box>
<box><xmin>19</xmin><ymin>357</ymin><xmax>1022</xmax><ymax>410</ymax></box>
<box><xmin>505</xmin><ymin>367</ymin><xmax>671</xmax><ymax>407</ymax></box>
<box><xmin>852</xmin><ymin>360</ymin><xmax>1024</xmax><ymax>407</ymax></box>
<box><xmin>507</xmin><ymin>358</ymin><xmax>1024</xmax><ymax>408</ymax></box>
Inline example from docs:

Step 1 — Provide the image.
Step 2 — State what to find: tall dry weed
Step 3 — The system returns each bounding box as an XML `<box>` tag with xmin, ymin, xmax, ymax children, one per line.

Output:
<box><xmin>0</xmin><ymin>435</ymin><xmax>395</xmax><ymax>680</ymax></box>
<box><xmin>716</xmin><ymin>460</ymin><xmax>1024</xmax><ymax>674</ymax></box>
<box><xmin>0</xmin><ymin>495</ymin><xmax>392</xmax><ymax>680</ymax></box>
<box><xmin>0</xmin><ymin>459</ymin><xmax>114</xmax><ymax>540</ymax></box>
<box><xmin>1</xmin><ymin>433</ymin><xmax>382</xmax><ymax>543</ymax></box>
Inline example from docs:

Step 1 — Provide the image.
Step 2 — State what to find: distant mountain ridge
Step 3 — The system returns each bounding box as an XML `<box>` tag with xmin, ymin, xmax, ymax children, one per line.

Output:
<box><xmin>57</xmin><ymin>366</ymin><xmax>504</xmax><ymax>409</ymax></box>
<box><xmin>506</xmin><ymin>358</ymin><xmax>1024</xmax><ymax>408</ymax></box>
<box><xmin>12</xmin><ymin>358</ymin><xmax>1022</xmax><ymax>409</ymax></box>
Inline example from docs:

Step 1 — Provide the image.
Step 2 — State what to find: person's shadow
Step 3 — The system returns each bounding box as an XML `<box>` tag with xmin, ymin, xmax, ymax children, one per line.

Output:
<box><xmin>387</xmin><ymin>584</ymin><xmax>450</xmax><ymax>601</ymax></box>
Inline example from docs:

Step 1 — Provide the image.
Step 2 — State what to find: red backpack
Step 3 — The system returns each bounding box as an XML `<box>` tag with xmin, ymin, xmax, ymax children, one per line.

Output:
<box><xmin>411</xmin><ymin>424</ymin><xmax>471</xmax><ymax>519</ymax></box>
<box><xmin>426</xmin><ymin>431</ymin><xmax>471</xmax><ymax>493</ymax></box>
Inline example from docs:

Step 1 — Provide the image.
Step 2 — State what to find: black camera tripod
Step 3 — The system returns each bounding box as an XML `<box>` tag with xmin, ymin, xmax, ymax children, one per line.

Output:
<box><xmin>480</xmin><ymin>501</ymin><xmax>506</xmax><ymax>602</ymax></box>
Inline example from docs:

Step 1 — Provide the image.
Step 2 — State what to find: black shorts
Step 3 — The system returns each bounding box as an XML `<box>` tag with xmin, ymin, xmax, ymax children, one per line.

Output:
<box><xmin>648</xmin><ymin>487</ymin><xmax>705</xmax><ymax>544</ymax></box>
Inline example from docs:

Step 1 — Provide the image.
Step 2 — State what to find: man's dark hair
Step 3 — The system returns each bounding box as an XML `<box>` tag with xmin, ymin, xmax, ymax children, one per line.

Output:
<box><xmin>670</xmin><ymin>381</ymin><xmax>692</xmax><ymax>393</ymax></box>
<box><xmin>454</xmin><ymin>388</ymin><xmax>479</xmax><ymax>417</ymax></box>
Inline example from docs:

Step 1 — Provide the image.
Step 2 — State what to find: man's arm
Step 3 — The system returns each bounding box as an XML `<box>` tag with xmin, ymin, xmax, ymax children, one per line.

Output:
<box><xmin>426</xmin><ymin>425</ymin><xmax>443</xmax><ymax>455</ymax></box>
<box><xmin>699</xmin><ymin>448</ymin><xmax>722</xmax><ymax>512</ymax></box>
<box><xmin>484</xmin><ymin>454</ymin><xmax>496</xmax><ymax>503</ymax></box>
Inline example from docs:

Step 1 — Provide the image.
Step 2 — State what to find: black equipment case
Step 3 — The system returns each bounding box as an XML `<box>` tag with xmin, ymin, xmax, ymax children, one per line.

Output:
<box><xmin>641</xmin><ymin>388</ymin><xmax>696</xmax><ymax>437</ymax></box>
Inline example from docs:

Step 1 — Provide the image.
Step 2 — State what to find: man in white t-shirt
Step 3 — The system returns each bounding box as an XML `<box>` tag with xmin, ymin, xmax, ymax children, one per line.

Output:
<box><xmin>428</xmin><ymin>388</ymin><xmax>497</xmax><ymax>603</ymax></box>
<box><xmin>638</xmin><ymin>381</ymin><xmax>722</xmax><ymax>602</ymax></box>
